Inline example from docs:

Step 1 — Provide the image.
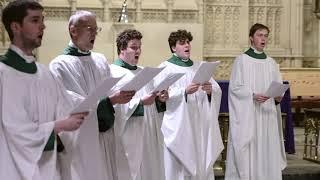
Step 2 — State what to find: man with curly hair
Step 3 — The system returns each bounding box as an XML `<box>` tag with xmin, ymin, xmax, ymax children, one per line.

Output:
<box><xmin>109</xmin><ymin>29</ymin><xmax>168</xmax><ymax>180</ymax></box>
<box><xmin>155</xmin><ymin>29</ymin><xmax>223</xmax><ymax>180</ymax></box>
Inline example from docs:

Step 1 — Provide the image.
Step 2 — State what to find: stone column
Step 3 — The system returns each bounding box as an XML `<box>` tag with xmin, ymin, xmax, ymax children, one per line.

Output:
<box><xmin>0</xmin><ymin>1</ymin><xmax>10</xmax><ymax>53</ymax></box>
<box><xmin>101</xmin><ymin>0</ymin><xmax>110</xmax><ymax>22</ymax></box>
<box><xmin>240</xmin><ymin>0</ymin><xmax>249</xmax><ymax>50</ymax></box>
<box><xmin>70</xmin><ymin>0</ymin><xmax>77</xmax><ymax>14</ymax></box>
<box><xmin>136</xmin><ymin>0</ymin><xmax>142</xmax><ymax>23</ymax></box>
<box><xmin>317</xmin><ymin>20</ymin><xmax>320</xmax><ymax>67</ymax></box>
<box><xmin>289</xmin><ymin>0</ymin><xmax>304</xmax><ymax>67</ymax></box>
<box><xmin>197</xmin><ymin>0</ymin><xmax>204</xmax><ymax>24</ymax></box>
<box><xmin>167</xmin><ymin>0</ymin><xmax>173</xmax><ymax>23</ymax></box>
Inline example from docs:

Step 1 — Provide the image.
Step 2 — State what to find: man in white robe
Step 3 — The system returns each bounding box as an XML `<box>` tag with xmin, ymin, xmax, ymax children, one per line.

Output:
<box><xmin>225</xmin><ymin>23</ymin><xmax>287</xmax><ymax>180</ymax></box>
<box><xmin>0</xmin><ymin>1</ymin><xmax>88</xmax><ymax>180</ymax></box>
<box><xmin>110</xmin><ymin>29</ymin><xmax>168</xmax><ymax>180</ymax></box>
<box><xmin>156</xmin><ymin>29</ymin><xmax>223</xmax><ymax>180</ymax></box>
<box><xmin>49</xmin><ymin>11</ymin><xmax>135</xmax><ymax>180</ymax></box>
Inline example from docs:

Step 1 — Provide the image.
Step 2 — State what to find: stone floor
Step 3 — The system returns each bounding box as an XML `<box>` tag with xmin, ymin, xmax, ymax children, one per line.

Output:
<box><xmin>214</xmin><ymin>127</ymin><xmax>320</xmax><ymax>180</ymax></box>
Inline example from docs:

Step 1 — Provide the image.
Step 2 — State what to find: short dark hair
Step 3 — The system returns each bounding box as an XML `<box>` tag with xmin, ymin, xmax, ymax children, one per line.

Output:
<box><xmin>1</xmin><ymin>0</ymin><xmax>43</xmax><ymax>41</ymax></box>
<box><xmin>249</xmin><ymin>23</ymin><xmax>270</xmax><ymax>37</ymax></box>
<box><xmin>168</xmin><ymin>29</ymin><xmax>193</xmax><ymax>53</ymax></box>
<box><xmin>116</xmin><ymin>29</ymin><xmax>143</xmax><ymax>55</ymax></box>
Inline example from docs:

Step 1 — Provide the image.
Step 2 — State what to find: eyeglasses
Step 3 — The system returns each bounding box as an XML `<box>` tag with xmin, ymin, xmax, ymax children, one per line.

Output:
<box><xmin>86</xmin><ymin>26</ymin><xmax>102</xmax><ymax>33</ymax></box>
<box><xmin>77</xmin><ymin>26</ymin><xmax>102</xmax><ymax>34</ymax></box>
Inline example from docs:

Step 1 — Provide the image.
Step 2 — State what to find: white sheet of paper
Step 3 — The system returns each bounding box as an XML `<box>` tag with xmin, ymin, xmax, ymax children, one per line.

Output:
<box><xmin>264</xmin><ymin>81</ymin><xmax>289</xmax><ymax>98</ymax></box>
<box><xmin>192</xmin><ymin>61</ymin><xmax>220</xmax><ymax>84</ymax></box>
<box><xmin>71</xmin><ymin>76</ymin><xmax>123</xmax><ymax>114</ymax></box>
<box><xmin>120</xmin><ymin>66</ymin><xmax>165</xmax><ymax>91</ymax></box>
<box><xmin>151</xmin><ymin>73</ymin><xmax>185</xmax><ymax>93</ymax></box>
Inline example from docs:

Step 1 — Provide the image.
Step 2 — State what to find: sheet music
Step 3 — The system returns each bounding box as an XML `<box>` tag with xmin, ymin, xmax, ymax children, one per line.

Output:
<box><xmin>120</xmin><ymin>66</ymin><xmax>165</xmax><ymax>91</ymax></box>
<box><xmin>192</xmin><ymin>61</ymin><xmax>220</xmax><ymax>84</ymax></box>
<box><xmin>71</xmin><ymin>76</ymin><xmax>122</xmax><ymax>114</ymax></box>
<box><xmin>151</xmin><ymin>73</ymin><xmax>185</xmax><ymax>93</ymax></box>
<box><xmin>264</xmin><ymin>81</ymin><xmax>289</xmax><ymax>98</ymax></box>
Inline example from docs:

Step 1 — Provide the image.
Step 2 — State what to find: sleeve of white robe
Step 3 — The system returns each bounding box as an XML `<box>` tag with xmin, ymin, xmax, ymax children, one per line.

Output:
<box><xmin>113</xmin><ymin>97</ymin><xmax>140</xmax><ymax>136</ymax></box>
<box><xmin>203</xmin><ymin>79</ymin><xmax>224</xmax><ymax>172</ymax></box>
<box><xmin>228</xmin><ymin>55</ymin><xmax>255</xmax><ymax>178</ymax></box>
<box><xmin>0</xmin><ymin>74</ymin><xmax>54</xmax><ymax>180</ymax></box>
<box><xmin>0</xmin><ymin>73</ymin><xmax>17</xmax><ymax>178</ymax></box>
<box><xmin>113</xmin><ymin>97</ymin><xmax>145</xmax><ymax>180</ymax></box>
<box><xmin>154</xmin><ymin>62</ymin><xmax>197</xmax><ymax>176</ymax></box>
<box><xmin>162</xmin><ymin>85</ymin><xmax>197</xmax><ymax>176</ymax></box>
<box><xmin>110</xmin><ymin>66</ymin><xmax>146</xmax><ymax>179</ymax></box>
<box><xmin>272</xmin><ymin>60</ymin><xmax>287</xmax><ymax>170</ymax></box>
<box><xmin>53</xmin><ymin>76</ymin><xmax>81</xmax><ymax>154</ymax></box>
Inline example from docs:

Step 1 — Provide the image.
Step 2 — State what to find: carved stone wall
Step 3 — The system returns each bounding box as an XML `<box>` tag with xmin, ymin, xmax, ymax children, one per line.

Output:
<box><xmin>0</xmin><ymin>0</ymin><xmax>319</xmax><ymax>80</ymax></box>
<box><xmin>0</xmin><ymin>0</ymin><xmax>10</xmax><ymax>53</ymax></box>
<box><xmin>39</xmin><ymin>0</ymin><xmax>202</xmax><ymax>23</ymax></box>
<box><xmin>37</xmin><ymin>0</ymin><xmax>205</xmax><ymax>67</ymax></box>
<box><xmin>303</xmin><ymin>0</ymin><xmax>320</xmax><ymax>68</ymax></box>
<box><xmin>204</xmin><ymin>0</ymin><xmax>309</xmax><ymax>79</ymax></box>
<box><xmin>204</xmin><ymin>0</ymin><xmax>241</xmax><ymax>50</ymax></box>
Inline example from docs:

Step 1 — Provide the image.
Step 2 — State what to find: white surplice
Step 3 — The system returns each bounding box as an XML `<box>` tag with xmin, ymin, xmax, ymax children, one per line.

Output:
<box><xmin>225</xmin><ymin>54</ymin><xmax>287</xmax><ymax>180</ymax></box>
<box><xmin>50</xmin><ymin>52</ymin><xmax>112</xmax><ymax>180</ymax></box>
<box><xmin>156</xmin><ymin>61</ymin><xmax>224</xmax><ymax>180</ymax></box>
<box><xmin>110</xmin><ymin>64</ymin><xmax>165</xmax><ymax>180</ymax></box>
<box><xmin>0</xmin><ymin>62</ymin><xmax>72</xmax><ymax>180</ymax></box>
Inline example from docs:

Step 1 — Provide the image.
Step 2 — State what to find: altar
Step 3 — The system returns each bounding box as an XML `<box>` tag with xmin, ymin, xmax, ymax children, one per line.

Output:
<box><xmin>217</xmin><ymin>80</ymin><xmax>295</xmax><ymax>154</ymax></box>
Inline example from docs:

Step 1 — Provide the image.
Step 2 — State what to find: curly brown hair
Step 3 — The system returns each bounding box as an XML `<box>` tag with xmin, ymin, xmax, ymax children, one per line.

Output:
<box><xmin>116</xmin><ymin>29</ymin><xmax>143</xmax><ymax>55</ymax></box>
<box><xmin>168</xmin><ymin>29</ymin><xmax>193</xmax><ymax>53</ymax></box>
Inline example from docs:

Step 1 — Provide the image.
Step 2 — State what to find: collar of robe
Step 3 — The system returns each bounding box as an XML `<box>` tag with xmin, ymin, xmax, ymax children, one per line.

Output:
<box><xmin>245</xmin><ymin>47</ymin><xmax>267</xmax><ymax>59</ymax></box>
<box><xmin>63</xmin><ymin>45</ymin><xmax>91</xmax><ymax>56</ymax></box>
<box><xmin>113</xmin><ymin>58</ymin><xmax>138</xmax><ymax>70</ymax></box>
<box><xmin>0</xmin><ymin>49</ymin><xmax>37</xmax><ymax>74</ymax></box>
<box><xmin>167</xmin><ymin>54</ymin><xmax>193</xmax><ymax>67</ymax></box>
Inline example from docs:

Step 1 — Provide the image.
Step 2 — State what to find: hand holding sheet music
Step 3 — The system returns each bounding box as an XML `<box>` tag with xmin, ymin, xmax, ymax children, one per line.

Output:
<box><xmin>152</xmin><ymin>73</ymin><xmax>185</xmax><ymax>93</ymax></box>
<box><xmin>264</xmin><ymin>81</ymin><xmax>289</xmax><ymax>98</ymax></box>
<box><xmin>120</xmin><ymin>66</ymin><xmax>165</xmax><ymax>91</ymax></box>
<box><xmin>192</xmin><ymin>61</ymin><xmax>220</xmax><ymax>84</ymax></box>
<box><xmin>71</xmin><ymin>76</ymin><xmax>122</xmax><ymax>114</ymax></box>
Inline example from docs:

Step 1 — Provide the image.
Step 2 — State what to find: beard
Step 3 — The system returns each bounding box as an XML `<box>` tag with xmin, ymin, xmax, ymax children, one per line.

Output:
<box><xmin>22</xmin><ymin>35</ymin><xmax>42</xmax><ymax>50</ymax></box>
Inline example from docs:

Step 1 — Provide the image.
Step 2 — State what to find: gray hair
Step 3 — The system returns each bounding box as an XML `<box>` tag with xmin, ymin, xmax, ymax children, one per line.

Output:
<box><xmin>68</xmin><ymin>10</ymin><xmax>95</xmax><ymax>28</ymax></box>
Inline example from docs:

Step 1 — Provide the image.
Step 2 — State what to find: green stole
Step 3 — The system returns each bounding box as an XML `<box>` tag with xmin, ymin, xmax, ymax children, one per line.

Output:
<box><xmin>0</xmin><ymin>49</ymin><xmax>37</xmax><ymax>73</ymax></box>
<box><xmin>63</xmin><ymin>45</ymin><xmax>115</xmax><ymax>132</ymax></box>
<box><xmin>63</xmin><ymin>45</ymin><xmax>91</xmax><ymax>56</ymax></box>
<box><xmin>113</xmin><ymin>58</ymin><xmax>138</xmax><ymax>70</ymax></box>
<box><xmin>167</xmin><ymin>54</ymin><xmax>193</xmax><ymax>67</ymax></box>
<box><xmin>244</xmin><ymin>47</ymin><xmax>267</xmax><ymax>59</ymax></box>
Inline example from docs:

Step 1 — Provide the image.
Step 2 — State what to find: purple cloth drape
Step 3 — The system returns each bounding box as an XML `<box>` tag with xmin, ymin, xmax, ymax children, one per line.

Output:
<box><xmin>217</xmin><ymin>80</ymin><xmax>295</xmax><ymax>154</ymax></box>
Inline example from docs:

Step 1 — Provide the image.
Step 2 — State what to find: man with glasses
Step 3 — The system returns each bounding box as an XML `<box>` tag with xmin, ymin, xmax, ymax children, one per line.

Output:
<box><xmin>50</xmin><ymin>10</ymin><xmax>135</xmax><ymax>180</ymax></box>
